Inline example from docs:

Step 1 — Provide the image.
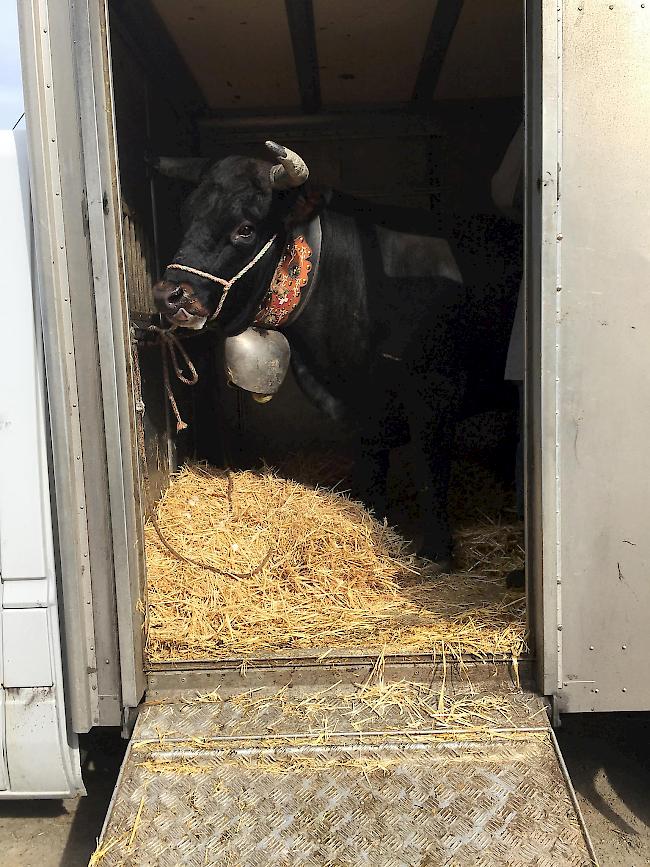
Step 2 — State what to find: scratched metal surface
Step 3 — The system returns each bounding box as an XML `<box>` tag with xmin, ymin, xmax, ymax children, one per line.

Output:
<box><xmin>96</xmin><ymin>683</ymin><xmax>595</xmax><ymax>866</ymax></box>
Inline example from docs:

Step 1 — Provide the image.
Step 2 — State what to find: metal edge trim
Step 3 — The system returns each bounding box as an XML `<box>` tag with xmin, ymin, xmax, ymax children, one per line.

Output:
<box><xmin>17</xmin><ymin>0</ymin><xmax>98</xmax><ymax>732</ymax></box>
<box><xmin>146</xmin><ymin>652</ymin><xmax>533</xmax><ymax>671</ymax></box>
<box><xmin>94</xmin><ymin>734</ymin><xmax>137</xmax><ymax>848</ymax></box>
<box><xmin>133</xmin><ymin>726</ymin><xmax>551</xmax><ymax>749</ymax></box>
<box><xmin>549</xmin><ymin>726</ymin><xmax>600</xmax><ymax>866</ymax></box>
<box><xmin>71</xmin><ymin>0</ymin><xmax>147</xmax><ymax>713</ymax></box>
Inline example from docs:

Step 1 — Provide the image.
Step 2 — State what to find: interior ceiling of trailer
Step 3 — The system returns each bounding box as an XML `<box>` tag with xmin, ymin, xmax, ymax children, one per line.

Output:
<box><xmin>151</xmin><ymin>0</ymin><xmax>523</xmax><ymax>112</ymax></box>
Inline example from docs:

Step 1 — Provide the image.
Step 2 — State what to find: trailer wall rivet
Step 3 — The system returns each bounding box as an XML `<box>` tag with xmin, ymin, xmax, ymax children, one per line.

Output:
<box><xmin>622</xmin><ymin>687</ymin><xmax>627</xmax><ymax>692</ymax></box>
<box><xmin>622</xmin><ymin>644</ymin><xmax>627</xmax><ymax>650</ymax></box>
<box><xmin>589</xmin><ymin>645</ymin><xmax>594</xmax><ymax>650</ymax></box>
<box><xmin>557</xmin><ymin>233</ymin><xmax>563</xmax><ymax>240</ymax></box>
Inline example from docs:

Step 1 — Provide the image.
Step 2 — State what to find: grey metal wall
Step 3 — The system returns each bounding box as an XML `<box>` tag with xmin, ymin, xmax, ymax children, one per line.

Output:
<box><xmin>535</xmin><ymin>0</ymin><xmax>650</xmax><ymax>712</ymax></box>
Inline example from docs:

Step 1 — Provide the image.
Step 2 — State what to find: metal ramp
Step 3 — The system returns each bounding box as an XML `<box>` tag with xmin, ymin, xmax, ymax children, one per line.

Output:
<box><xmin>95</xmin><ymin>660</ymin><xmax>596</xmax><ymax>866</ymax></box>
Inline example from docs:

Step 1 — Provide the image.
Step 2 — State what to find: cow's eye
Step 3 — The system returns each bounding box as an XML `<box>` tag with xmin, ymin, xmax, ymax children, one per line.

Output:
<box><xmin>234</xmin><ymin>222</ymin><xmax>255</xmax><ymax>241</ymax></box>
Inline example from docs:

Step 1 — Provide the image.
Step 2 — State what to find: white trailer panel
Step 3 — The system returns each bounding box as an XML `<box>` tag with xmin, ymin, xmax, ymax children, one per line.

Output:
<box><xmin>0</xmin><ymin>130</ymin><xmax>83</xmax><ymax>797</ymax></box>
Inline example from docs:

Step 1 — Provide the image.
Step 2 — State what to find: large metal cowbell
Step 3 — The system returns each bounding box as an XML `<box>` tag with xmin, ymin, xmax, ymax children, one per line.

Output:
<box><xmin>224</xmin><ymin>327</ymin><xmax>291</xmax><ymax>401</ymax></box>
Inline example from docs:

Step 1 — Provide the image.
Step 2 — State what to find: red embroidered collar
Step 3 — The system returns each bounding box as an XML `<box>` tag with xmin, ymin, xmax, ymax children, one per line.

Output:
<box><xmin>254</xmin><ymin>226</ymin><xmax>320</xmax><ymax>328</ymax></box>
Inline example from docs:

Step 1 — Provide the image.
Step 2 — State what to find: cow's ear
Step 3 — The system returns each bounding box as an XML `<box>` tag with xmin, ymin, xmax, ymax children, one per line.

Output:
<box><xmin>152</xmin><ymin>156</ymin><xmax>211</xmax><ymax>185</ymax></box>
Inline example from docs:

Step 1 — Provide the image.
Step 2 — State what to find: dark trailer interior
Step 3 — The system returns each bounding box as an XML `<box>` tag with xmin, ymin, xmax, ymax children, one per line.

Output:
<box><xmin>107</xmin><ymin>0</ymin><xmax>525</xmax><ymax>656</ymax></box>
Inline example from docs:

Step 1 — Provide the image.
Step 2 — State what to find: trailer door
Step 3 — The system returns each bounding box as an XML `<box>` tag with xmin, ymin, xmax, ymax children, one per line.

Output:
<box><xmin>18</xmin><ymin>0</ymin><xmax>146</xmax><ymax>730</ymax></box>
<box><xmin>528</xmin><ymin>1</ymin><xmax>650</xmax><ymax>711</ymax></box>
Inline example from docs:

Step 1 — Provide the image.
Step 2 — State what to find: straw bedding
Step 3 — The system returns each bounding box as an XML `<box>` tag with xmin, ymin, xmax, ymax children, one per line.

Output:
<box><xmin>144</xmin><ymin>461</ymin><xmax>525</xmax><ymax>663</ymax></box>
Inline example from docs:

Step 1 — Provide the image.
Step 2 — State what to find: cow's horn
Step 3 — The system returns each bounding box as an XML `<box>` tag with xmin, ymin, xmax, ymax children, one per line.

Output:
<box><xmin>154</xmin><ymin>156</ymin><xmax>210</xmax><ymax>184</ymax></box>
<box><xmin>266</xmin><ymin>140</ymin><xmax>309</xmax><ymax>189</ymax></box>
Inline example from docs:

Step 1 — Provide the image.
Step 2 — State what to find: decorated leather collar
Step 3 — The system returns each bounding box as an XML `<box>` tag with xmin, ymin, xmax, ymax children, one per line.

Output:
<box><xmin>254</xmin><ymin>214</ymin><xmax>322</xmax><ymax>329</ymax></box>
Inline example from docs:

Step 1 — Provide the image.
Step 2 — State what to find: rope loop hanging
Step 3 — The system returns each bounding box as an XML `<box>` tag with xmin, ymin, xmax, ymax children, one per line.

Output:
<box><xmin>145</xmin><ymin>324</ymin><xmax>199</xmax><ymax>432</ymax></box>
<box><xmin>129</xmin><ymin>325</ymin><xmax>272</xmax><ymax>580</ymax></box>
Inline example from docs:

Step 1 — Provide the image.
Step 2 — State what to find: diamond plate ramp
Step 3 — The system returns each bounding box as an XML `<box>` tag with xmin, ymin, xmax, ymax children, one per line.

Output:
<box><xmin>95</xmin><ymin>680</ymin><xmax>596</xmax><ymax>866</ymax></box>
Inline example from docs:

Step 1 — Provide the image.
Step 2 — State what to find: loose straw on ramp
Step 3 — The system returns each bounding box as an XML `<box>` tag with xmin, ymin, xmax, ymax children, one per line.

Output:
<box><xmin>144</xmin><ymin>463</ymin><xmax>525</xmax><ymax>663</ymax></box>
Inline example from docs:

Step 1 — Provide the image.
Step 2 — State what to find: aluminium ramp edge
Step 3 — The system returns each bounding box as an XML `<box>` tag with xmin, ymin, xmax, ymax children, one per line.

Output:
<box><xmin>95</xmin><ymin>671</ymin><xmax>596</xmax><ymax>866</ymax></box>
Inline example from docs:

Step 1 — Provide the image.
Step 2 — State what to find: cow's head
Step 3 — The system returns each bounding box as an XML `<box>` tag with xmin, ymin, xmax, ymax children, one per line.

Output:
<box><xmin>152</xmin><ymin>141</ymin><xmax>309</xmax><ymax>334</ymax></box>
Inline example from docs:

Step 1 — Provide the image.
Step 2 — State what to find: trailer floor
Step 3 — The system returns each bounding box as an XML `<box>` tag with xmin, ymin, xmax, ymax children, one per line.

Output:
<box><xmin>0</xmin><ymin>715</ymin><xmax>649</xmax><ymax>866</ymax></box>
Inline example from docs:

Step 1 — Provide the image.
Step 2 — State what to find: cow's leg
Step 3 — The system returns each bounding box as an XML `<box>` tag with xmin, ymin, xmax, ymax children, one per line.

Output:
<box><xmin>350</xmin><ymin>366</ymin><xmax>408</xmax><ymax>519</ymax></box>
<box><xmin>408</xmin><ymin>372</ymin><xmax>464</xmax><ymax>570</ymax></box>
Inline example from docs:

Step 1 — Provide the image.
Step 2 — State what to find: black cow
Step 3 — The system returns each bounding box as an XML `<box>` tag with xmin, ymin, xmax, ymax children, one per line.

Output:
<box><xmin>152</xmin><ymin>142</ymin><xmax>521</xmax><ymax>570</ymax></box>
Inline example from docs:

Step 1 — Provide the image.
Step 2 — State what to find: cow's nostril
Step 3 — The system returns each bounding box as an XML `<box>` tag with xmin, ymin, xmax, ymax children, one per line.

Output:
<box><xmin>168</xmin><ymin>285</ymin><xmax>184</xmax><ymax>304</ymax></box>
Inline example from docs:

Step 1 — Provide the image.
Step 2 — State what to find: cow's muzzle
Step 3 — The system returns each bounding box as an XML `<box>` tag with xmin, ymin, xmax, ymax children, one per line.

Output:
<box><xmin>152</xmin><ymin>280</ymin><xmax>210</xmax><ymax>329</ymax></box>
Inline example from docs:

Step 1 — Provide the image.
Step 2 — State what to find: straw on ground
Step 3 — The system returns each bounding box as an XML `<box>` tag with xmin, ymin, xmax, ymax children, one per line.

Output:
<box><xmin>145</xmin><ymin>464</ymin><xmax>525</xmax><ymax>662</ymax></box>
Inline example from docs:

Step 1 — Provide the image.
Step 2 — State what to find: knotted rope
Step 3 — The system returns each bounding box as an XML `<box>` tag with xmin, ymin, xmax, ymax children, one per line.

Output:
<box><xmin>147</xmin><ymin>324</ymin><xmax>198</xmax><ymax>432</ymax></box>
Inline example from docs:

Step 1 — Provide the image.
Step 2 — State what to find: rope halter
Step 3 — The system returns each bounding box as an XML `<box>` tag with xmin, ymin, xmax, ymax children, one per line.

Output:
<box><xmin>166</xmin><ymin>233</ymin><xmax>278</xmax><ymax>322</ymax></box>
